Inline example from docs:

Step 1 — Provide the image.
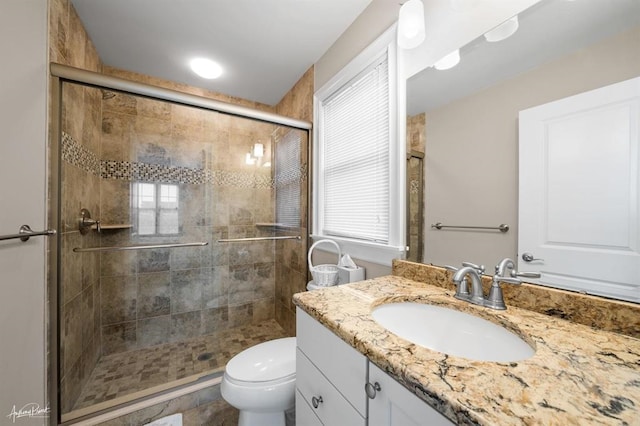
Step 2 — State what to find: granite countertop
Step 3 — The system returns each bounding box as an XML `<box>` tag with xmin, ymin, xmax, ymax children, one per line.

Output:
<box><xmin>292</xmin><ymin>275</ymin><xmax>640</xmax><ymax>425</ymax></box>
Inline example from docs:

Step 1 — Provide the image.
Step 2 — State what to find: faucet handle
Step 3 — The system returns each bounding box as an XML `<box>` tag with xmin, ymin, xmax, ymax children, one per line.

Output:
<box><xmin>462</xmin><ymin>261</ymin><xmax>485</xmax><ymax>274</ymax></box>
<box><xmin>444</xmin><ymin>265</ymin><xmax>459</xmax><ymax>272</ymax></box>
<box><xmin>485</xmin><ymin>275</ymin><xmax>521</xmax><ymax>310</ymax></box>
<box><xmin>494</xmin><ymin>276</ymin><xmax>521</xmax><ymax>285</ymax></box>
<box><xmin>511</xmin><ymin>271</ymin><xmax>541</xmax><ymax>279</ymax></box>
<box><xmin>79</xmin><ymin>208</ymin><xmax>101</xmax><ymax>234</ymax></box>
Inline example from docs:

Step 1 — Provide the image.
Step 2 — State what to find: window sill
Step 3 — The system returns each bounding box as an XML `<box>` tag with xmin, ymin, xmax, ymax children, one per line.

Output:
<box><xmin>310</xmin><ymin>234</ymin><xmax>405</xmax><ymax>267</ymax></box>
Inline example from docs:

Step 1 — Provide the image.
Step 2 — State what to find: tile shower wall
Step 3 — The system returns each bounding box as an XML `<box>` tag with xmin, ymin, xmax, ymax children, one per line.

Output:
<box><xmin>406</xmin><ymin>113</ymin><xmax>426</xmax><ymax>263</ymax></box>
<box><xmin>59</xmin><ymin>85</ymin><xmax>103</xmax><ymax>414</ymax></box>
<box><xmin>97</xmin><ymin>91</ymin><xmax>280</xmax><ymax>355</ymax></box>
<box><xmin>273</xmin><ymin>67</ymin><xmax>313</xmax><ymax>335</ymax></box>
<box><xmin>407</xmin><ymin>113</ymin><xmax>426</xmax><ymax>154</ymax></box>
<box><xmin>51</xmin><ymin>0</ymin><xmax>104</xmax><ymax>413</ymax></box>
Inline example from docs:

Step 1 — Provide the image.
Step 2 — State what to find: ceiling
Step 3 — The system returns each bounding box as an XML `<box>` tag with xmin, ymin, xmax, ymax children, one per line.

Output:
<box><xmin>71</xmin><ymin>0</ymin><xmax>372</xmax><ymax>106</ymax></box>
<box><xmin>407</xmin><ymin>0</ymin><xmax>640</xmax><ymax>115</ymax></box>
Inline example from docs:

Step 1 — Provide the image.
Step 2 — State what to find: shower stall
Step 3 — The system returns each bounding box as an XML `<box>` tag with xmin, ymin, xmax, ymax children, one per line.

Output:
<box><xmin>52</xmin><ymin>65</ymin><xmax>310</xmax><ymax>422</ymax></box>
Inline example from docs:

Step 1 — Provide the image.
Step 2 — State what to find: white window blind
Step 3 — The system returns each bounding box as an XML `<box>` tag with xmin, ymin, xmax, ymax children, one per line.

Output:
<box><xmin>321</xmin><ymin>53</ymin><xmax>390</xmax><ymax>243</ymax></box>
<box><xmin>276</xmin><ymin>129</ymin><xmax>302</xmax><ymax>228</ymax></box>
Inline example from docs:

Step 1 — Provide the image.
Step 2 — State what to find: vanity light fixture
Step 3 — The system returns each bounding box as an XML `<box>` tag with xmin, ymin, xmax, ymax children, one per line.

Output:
<box><xmin>398</xmin><ymin>0</ymin><xmax>426</xmax><ymax>49</ymax></box>
<box><xmin>190</xmin><ymin>57</ymin><xmax>223</xmax><ymax>79</ymax></box>
<box><xmin>245</xmin><ymin>143</ymin><xmax>264</xmax><ymax>165</ymax></box>
<box><xmin>484</xmin><ymin>15</ymin><xmax>519</xmax><ymax>42</ymax></box>
<box><xmin>434</xmin><ymin>49</ymin><xmax>460</xmax><ymax>70</ymax></box>
<box><xmin>252</xmin><ymin>143</ymin><xmax>264</xmax><ymax>158</ymax></box>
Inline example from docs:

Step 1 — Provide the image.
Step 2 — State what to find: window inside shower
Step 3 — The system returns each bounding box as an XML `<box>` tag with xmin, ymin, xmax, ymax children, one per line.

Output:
<box><xmin>133</xmin><ymin>183</ymin><xmax>180</xmax><ymax>235</ymax></box>
<box><xmin>57</xmin><ymin>80</ymin><xmax>309</xmax><ymax>421</ymax></box>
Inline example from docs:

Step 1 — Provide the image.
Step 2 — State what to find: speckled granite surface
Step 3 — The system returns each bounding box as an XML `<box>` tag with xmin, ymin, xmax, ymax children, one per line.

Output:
<box><xmin>393</xmin><ymin>260</ymin><xmax>640</xmax><ymax>338</ymax></box>
<box><xmin>293</xmin><ymin>274</ymin><xmax>640</xmax><ymax>425</ymax></box>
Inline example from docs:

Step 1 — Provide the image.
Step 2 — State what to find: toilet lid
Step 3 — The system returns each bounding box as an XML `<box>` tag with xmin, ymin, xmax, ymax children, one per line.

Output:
<box><xmin>226</xmin><ymin>337</ymin><xmax>296</xmax><ymax>383</ymax></box>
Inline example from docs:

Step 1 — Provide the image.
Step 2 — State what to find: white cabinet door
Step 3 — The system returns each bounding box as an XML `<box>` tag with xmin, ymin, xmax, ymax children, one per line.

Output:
<box><xmin>519</xmin><ymin>77</ymin><xmax>640</xmax><ymax>302</ymax></box>
<box><xmin>296</xmin><ymin>308</ymin><xmax>367</xmax><ymax>416</ymax></box>
<box><xmin>296</xmin><ymin>348</ymin><xmax>366</xmax><ymax>426</ymax></box>
<box><xmin>368</xmin><ymin>363</ymin><xmax>453</xmax><ymax>426</ymax></box>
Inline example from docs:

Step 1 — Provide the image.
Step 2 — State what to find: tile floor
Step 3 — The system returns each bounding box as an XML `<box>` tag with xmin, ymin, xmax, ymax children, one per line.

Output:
<box><xmin>73</xmin><ymin>319</ymin><xmax>290</xmax><ymax>411</ymax></box>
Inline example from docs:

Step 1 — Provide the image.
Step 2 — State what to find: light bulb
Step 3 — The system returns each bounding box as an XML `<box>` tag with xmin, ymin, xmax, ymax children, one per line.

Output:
<box><xmin>434</xmin><ymin>49</ymin><xmax>460</xmax><ymax>70</ymax></box>
<box><xmin>190</xmin><ymin>58</ymin><xmax>223</xmax><ymax>79</ymax></box>
<box><xmin>398</xmin><ymin>0</ymin><xmax>426</xmax><ymax>49</ymax></box>
<box><xmin>484</xmin><ymin>16</ymin><xmax>519</xmax><ymax>42</ymax></box>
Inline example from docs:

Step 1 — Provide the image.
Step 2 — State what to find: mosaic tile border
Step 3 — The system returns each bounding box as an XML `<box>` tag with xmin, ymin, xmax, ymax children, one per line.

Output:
<box><xmin>62</xmin><ymin>132</ymin><xmax>306</xmax><ymax>189</ymax></box>
<box><xmin>62</xmin><ymin>132</ymin><xmax>101</xmax><ymax>176</ymax></box>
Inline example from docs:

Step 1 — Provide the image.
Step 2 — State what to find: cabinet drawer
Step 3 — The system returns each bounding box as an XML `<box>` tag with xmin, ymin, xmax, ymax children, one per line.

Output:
<box><xmin>296</xmin><ymin>389</ymin><xmax>323</xmax><ymax>426</ymax></box>
<box><xmin>297</xmin><ymin>348</ymin><xmax>365</xmax><ymax>426</ymax></box>
<box><xmin>296</xmin><ymin>308</ymin><xmax>367</xmax><ymax>416</ymax></box>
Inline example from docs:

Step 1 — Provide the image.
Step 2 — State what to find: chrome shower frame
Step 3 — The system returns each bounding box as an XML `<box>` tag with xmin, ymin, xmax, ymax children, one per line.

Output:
<box><xmin>48</xmin><ymin>62</ymin><xmax>312</xmax><ymax>425</ymax></box>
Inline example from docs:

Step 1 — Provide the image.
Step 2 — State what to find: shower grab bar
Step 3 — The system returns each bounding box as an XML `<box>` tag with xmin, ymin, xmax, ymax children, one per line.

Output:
<box><xmin>0</xmin><ymin>225</ymin><xmax>57</xmax><ymax>242</ymax></box>
<box><xmin>431</xmin><ymin>222</ymin><xmax>509</xmax><ymax>233</ymax></box>
<box><xmin>218</xmin><ymin>236</ymin><xmax>301</xmax><ymax>243</ymax></box>
<box><xmin>73</xmin><ymin>241</ymin><xmax>208</xmax><ymax>253</ymax></box>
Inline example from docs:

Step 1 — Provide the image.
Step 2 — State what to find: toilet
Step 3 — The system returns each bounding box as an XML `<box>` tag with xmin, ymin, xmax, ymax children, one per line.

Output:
<box><xmin>221</xmin><ymin>337</ymin><xmax>296</xmax><ymax>426</ymax></box>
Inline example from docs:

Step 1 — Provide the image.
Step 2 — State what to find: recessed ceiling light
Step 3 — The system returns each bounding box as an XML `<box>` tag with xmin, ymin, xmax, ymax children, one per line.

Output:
<box><xmin>190</xmin><ymin>58</ymin><xmax>223</xmax><ymax>79</ymax></box>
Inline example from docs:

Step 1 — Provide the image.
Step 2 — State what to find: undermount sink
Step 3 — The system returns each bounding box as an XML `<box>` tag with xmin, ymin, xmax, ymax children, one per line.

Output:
<box><xmin>371</xmin><ymin>302</ymin><xmax>535</xmax><ymax>362</ymax></box>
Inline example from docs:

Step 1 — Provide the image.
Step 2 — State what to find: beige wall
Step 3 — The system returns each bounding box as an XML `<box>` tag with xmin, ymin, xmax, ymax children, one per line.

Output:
<box><xmin>0</xmin><ymin>1</ymin><xmax>48</xmax><ymax>423</ymax></box>
<box><xmin>314</xmin><ymin>0</ymin><xmax>398</xmax><ymax>90</ymax></box>
<box><xmin>423</xmin><ymin>26</ymin><xmax>640</xmax><ymax>270</ymax></box>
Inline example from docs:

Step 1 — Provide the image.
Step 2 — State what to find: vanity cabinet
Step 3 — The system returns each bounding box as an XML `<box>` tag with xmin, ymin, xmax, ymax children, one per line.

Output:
<box><xmin>296</xmin><ymin>308</ymin><xmax>453</xmax><ymax>426</ymax></box>
<box><xmin>368</xmin><ymin>363</ymin><xmax>453</xmax><ymax>426</ymax></box>
<box><xmin>296</xmin><ymin>308</ymin><xmax>367</xmax><ymax>425</ymax></box>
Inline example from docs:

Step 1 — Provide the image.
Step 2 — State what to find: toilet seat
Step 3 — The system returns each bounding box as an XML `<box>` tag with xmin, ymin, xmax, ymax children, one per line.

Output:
<box><xmin>225</xmin><ymin>337</ymin><xmax>296</xmax><ymax>384</ymax></box>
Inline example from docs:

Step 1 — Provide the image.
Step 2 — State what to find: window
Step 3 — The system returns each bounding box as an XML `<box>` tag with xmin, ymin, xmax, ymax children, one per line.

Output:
<box><xmin>275</xmin><ymin>129</ymin><xmax>302</xmax><ymax>228</ymax></box>
<box><xmin>322</xmin><ymin>53</ymin><xmax>390</xmax><ymax>243</ymax></box>
<box><xmin>134</xmin><ymin>183</ymin><xmax>180</xmax><ymax>235</ymax></box>
<box><xmin>313</xmin><ymin>26</ymin><xmax>404</xmax><ymax>265</ymax></box>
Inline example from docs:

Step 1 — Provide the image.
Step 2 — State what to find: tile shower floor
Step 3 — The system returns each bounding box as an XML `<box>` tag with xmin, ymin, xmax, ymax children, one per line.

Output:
<box><xmin>72</xmin><ymin>319</ymin><xmax>291</xmax><ymax>411</ymax></box>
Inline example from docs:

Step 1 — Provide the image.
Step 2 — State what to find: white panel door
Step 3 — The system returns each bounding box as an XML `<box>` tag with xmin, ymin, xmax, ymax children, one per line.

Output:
<box><xmin>518</xmin><ymin>77</ymin><xmax>640</xmax><ymax>302</ymax></box>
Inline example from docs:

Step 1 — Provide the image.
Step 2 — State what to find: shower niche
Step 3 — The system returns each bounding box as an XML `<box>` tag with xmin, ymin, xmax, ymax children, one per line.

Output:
<box><xmin>56</xmin><ymin>78</ymin><xmax>309</xmax><ymax>421</ymax></box>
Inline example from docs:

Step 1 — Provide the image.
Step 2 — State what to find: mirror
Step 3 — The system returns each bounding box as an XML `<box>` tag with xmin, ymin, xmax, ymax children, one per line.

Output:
<box><xmin>406</xmin><ymin>0</ymin><xmax>640</xmax><ymax>297</ymax></box>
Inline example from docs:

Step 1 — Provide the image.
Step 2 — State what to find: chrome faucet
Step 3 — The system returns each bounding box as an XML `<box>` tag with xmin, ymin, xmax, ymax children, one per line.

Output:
<box><xmin>485</xmin><ymin>258</ymin><xmax>541</xmax><ymax>310</ymax></box>
<box><xmin>448</xmin><ymin>262</ymin><xmax>485</xmax><ymax>306</ymax></box>
<box><xmin>447</xmin><ymin>258</ymin><xmax>541</xmax><ymax>310</ymax></box>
